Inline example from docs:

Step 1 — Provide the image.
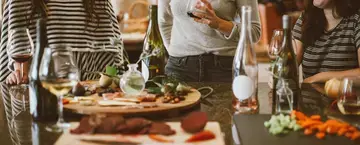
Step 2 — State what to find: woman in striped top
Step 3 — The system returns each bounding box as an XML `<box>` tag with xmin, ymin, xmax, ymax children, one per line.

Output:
<box><xmin>1</xmin><ymin>0</ymin><xmax>124</xmax><ymax>84</ymax></box>
<box><xmin>292</xmin><ymin>0</ymin><xmax>360</xmax><ymax>83</ymax></box>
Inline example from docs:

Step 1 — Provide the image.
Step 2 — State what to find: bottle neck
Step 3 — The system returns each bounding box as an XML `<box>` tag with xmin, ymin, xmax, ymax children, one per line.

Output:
<box><xmin>128</xmin><ymin>64</ymin><xmax>138</xmax><ymax>71</ymax></box>
<box><xmin>282</xmin><ymin>16</ymin><xmax>292</xmax><ymax>52</ymax></box>
<box><xmin>149</xmin><ymin>5</ymin><xmax>158</xmax><ymax>28</ymax></box>
<box><xmin>240</xmin><ymin>9</ymin><xmax>252</xmax><ymax>40</ymax></box>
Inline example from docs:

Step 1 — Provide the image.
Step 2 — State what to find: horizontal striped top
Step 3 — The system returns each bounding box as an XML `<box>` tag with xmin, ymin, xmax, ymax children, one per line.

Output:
<box><xmin>0</xmin><ymin>0</ymin><xmax>124</xmax><ymax>82</ymax></box>
<box><xmin>292</xmin><ymin>12</ymin><xmax>360</xmax><ymax>79</ymax></box>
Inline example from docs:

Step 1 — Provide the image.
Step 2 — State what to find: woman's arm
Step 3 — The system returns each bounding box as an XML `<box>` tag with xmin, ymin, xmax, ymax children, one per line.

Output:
<box><xmin>303</xmin><ymin>68</ymin><xmax>360</xmax><ymax>83</ymax></box>
<box><xmin>293</xmin><ymin>39</ymin><xmax>303</xmax><ymax>65</ymax></box>
<box><xmin>158</xmin><ymin>0</ymin><xmax>173</xmax><ymax>49</ymax></box>
<box><xmin>303</xmin><ymin>48</ymin><xmax>360</xmax><ymax>83</ymax></box>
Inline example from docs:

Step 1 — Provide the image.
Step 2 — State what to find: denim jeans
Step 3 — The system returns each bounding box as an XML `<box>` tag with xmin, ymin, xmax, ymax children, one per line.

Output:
<box><xmin>165</xmin><ymin>54</ymin><xmax>233</xmax><ymax>83</ymax></box>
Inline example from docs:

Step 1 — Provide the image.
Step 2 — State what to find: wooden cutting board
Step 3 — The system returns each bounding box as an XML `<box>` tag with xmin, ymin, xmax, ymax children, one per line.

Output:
<box><xmin>64</xmin><ymin>81</ymin><xmax>202</xmax><ymax>115</ymax></box>
<box><xmin>55</xmin><ymin>122</ymin><xmax>225</xmax><ymax>145</ymax></box>
<box><xmin>64</xmin><ymin>89</ymin><xmax>201</xmax><ymax>115</ymax></box>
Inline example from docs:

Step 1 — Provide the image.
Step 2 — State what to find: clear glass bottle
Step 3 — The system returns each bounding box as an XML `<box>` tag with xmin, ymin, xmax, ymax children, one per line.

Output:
<box><xmin>232</xmin><ymin>6</ymin><xmax>259</xmax><ymax>114</ymax></box>
<box><xmin>276</xmin><ymin>79</ymin><xmax>293</xmax><ymax>114</ymax></box>
<box><xmin>120</xmin><ymin>64</ymin><xmax>145</xmax><ymax>96</ymax></box>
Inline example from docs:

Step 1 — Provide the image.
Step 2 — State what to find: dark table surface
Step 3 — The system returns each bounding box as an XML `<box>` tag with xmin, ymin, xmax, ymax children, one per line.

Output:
<box><xmin>0</xmin><ymin>82</ymin><xmax>354</xmax><ymax>145</ymax></box>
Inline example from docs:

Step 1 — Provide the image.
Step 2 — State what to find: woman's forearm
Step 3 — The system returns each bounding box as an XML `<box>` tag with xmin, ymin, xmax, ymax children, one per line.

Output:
<box><xmin>305</xmin><ymin>68</ymin><xmax>360</xmax><ymax>83</ymax></box>
<box><xmin>216</xmin><ymin>19</ymin><xmax>234</xmax><ymax>36</ymax></box>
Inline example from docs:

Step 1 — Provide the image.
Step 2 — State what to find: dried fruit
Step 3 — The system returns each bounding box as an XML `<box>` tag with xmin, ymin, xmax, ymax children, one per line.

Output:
<box><xmin>72</xmin><ymin>82</ymin><xmax>86</xmax><ymax>96</ymax></box>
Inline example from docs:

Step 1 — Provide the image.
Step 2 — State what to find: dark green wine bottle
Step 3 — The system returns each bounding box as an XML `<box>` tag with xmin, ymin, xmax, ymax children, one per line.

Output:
<box><xmin>141</xmin><ymin>5</ymin><xmax>167</xmax><ymax>81</ymax></box>
<box><xmin>272</xmin><ymin>15</ymin><xmax>300</xmax><ymax>113</ymax></box>
<box><xmin>29</xmin><ymin>18</ymin><xmax>58</xmax><ymax>122</ymax></box>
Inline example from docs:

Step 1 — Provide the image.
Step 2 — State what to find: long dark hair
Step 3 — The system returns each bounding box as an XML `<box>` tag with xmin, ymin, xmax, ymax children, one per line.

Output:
<box><xmin>301</xmin><ymin>0</ymin><xmax>360</xmax><ymax>47</ymax></box>
<box><xmin>29</xmin><ymin>0</ymin><xmax>104</xmax><ymax>29</ymax></box>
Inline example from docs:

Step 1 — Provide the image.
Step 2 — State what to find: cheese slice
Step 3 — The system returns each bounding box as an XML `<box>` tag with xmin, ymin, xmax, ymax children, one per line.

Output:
<box><xmin>113</xmin><ymin>98</ymin><xmax>140</xmax><ymax>103</ymax></box>
<box><xmin>98</xmin><ymin>100</ymin><xmax>137</xmax><ymax>106</ymax></box>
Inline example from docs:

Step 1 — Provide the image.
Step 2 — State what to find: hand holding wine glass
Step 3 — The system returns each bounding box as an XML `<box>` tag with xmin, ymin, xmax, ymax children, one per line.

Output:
<box><xmin>6</xmin><ymin>29</ymin><xmax>34</xmax><ymax>85</ymax></box>
<box><xmin>39</xmin><ymin>47</ymin><xmax>78</xmax><ymax>132</ymax></box>
<box><xmin>187</xmin><ymin>0</ymin><xmax>220</xmax><ymax>28</ymax></box>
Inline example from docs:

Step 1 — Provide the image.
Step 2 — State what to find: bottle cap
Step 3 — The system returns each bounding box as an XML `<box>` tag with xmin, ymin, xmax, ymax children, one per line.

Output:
<box><xmin>282</xmin><ymin>15</ymin><xmax>291</xmax><ymax>29</ymax></box>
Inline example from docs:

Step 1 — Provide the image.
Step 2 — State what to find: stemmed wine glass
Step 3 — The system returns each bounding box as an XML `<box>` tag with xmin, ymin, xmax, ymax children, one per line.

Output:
<box><xmin>337</xmin><ymin>77</ymin><xmax>360</xmax><ymax>115</ymax></box>
<box><xmin>7</xmin><ymin>29</ymin><xmax>35</xmax><ymax>84</ymax></box>
<box><xmin>268</xmin><ymin>29</ymin><xmax>284</xmax><ymax>60</ymax></box>
<box><xmin>39</xmin><ymin>47</ymin><xmax>78</xmax><ymax>132</ymax></box>
<box><xmin>267</xmin><ymin>29</ymin><xmax>283</xmax><ymax>88</ymax></box>
<box><xmin>186</xmin><ymin>0</ymin><xmax>206</xmax><ymax>19</ymax></box>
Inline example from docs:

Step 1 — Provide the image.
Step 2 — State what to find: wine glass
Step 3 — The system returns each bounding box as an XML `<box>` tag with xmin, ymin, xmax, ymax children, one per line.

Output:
<box><xmin>7</xmin><ymin>29</ymin><xmax>35</xmax><ymax>84</ymax></box>
<box><xmin>337</xmin><ymin>77</ymin><xmax>360</xmax><ymax>115</ymax></box>
<box><xmin>268</xmin><ymin>29</ymin><xmax>284</xmax><ymax>60</ymax></box>
<box><xmin>267</xmin><ymin>29</ymin><xmax>283</xmax><ymax>88</ymax></box>
<box><xmin>39</xmin><ymin>47</ymin><xmax>78</xmax><ymax>132</ymax></box>
<box><xmin>186</xmin><ymin>0</ymin><xmax>205</xmax><ymax>19</ymax></box>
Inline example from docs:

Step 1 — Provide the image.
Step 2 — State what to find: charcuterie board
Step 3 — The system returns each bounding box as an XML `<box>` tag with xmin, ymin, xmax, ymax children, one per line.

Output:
<box><xmin>63</xmin><ymin>81</ymin><xmax>201</xmax><ymax>115</ymax></box>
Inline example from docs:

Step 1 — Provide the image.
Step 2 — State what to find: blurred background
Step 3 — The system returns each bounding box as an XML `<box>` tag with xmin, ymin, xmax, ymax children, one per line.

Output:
<box><xmin>0</xmin><ymin>0</ymin><xmax>304</xmax><ymax>81</ymax></box>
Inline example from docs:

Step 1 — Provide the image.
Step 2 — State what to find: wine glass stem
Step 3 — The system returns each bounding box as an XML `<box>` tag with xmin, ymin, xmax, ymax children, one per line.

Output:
<box><xmin>56</xmin><ymin>95</ymin><xmax>65</xmax><ymax>125</ymax></box>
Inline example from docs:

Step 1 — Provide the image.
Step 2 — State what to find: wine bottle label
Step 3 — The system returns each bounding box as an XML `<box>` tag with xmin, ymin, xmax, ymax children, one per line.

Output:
<box><xmin>141</xmin><ymin>61</ymin><xmax>149</xmax><ymax>82</ymax></box>
<box><xmin>232</xmin><ymin>75</ymin><xmax>254</xmax><ymax>100</ymax></box>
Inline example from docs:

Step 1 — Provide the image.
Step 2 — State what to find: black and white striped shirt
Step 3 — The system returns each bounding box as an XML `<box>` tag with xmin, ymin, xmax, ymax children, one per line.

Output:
<box><xmin>293</xmin><ymin>12</ymin><xmax>360</xmax><ymax>79</ymax></box>
<box><xmin>0</xmin><ymin>0</ymin><xmax>124</xmax><ymax>81</ymax></box>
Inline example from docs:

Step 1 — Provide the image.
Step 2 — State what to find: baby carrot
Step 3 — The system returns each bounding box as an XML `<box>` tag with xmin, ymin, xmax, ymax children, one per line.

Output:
<box><xmin>349</xmin><ymin>127</ymin><xmax>357</xmax><ymax>132</ymax></box>
<box><xmin>301</xmin><ymin>120</ymin><xmax>322</xmax><ymax>128</ymax></box>
<box><xmin>351</xmin><ymin>132</ymin><xmax>360</xmax><ymax>140</ymax></box>
<box><xmin>316</xmin><ymin>132</ymin><xmax>325</xmax><ymax>139</ymax></box>
<box><xmin>317</xmin><ymin>124</ymin><xmax>328</xmax><ymax>132</ymax></box>
<box><xmin>295</xmin><ymin>111</ymin><xmax>307</xmax><ymax>121</ymax></box>
<box><xmin>326</xmin><ymin>126</ymin><xmax>339</xmax><ymax>134</ymax></box>
<box><xmin>310</xmin><ymin>115</ymin><xmax>321</xmax><ymax>121</ymax></box>
<box><xmin>304</xmin><ymin>129</ymin><xmax>313</xmax><ymax>135</ymax></box>
<box><xmin>337</xmin><ymin>128</ymin><xmax>348</xmax><ymax>136</ymax></box>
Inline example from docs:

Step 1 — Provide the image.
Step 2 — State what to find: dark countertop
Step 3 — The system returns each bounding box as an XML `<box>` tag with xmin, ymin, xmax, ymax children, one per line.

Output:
<box><xmin>0</xmin><ymin>82</ymin><xmax>350</xmax><ymax>145</ymax></box>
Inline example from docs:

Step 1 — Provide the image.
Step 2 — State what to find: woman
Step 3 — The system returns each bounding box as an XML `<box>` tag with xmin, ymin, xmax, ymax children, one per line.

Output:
<box><xmin>293</xmin><ymin>0</ymin><xmax>360</xmax><ymax>83</ymax></box>
<box><xmin>1</xmin><ymin>0</ymin><xmax>125</xmax><ymax>84</ymax></box>
<box><xmin>158</xmin><ymin>0</ymin><xmax>261</xmax><ymax>82</ymax></box>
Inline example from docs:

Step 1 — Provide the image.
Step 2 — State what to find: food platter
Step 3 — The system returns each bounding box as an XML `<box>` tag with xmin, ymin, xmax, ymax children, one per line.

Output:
<box><xmin>55</xmin><ymin>122</ymin><xmax>225</xmax><ymax>145</ymax></box>
<box><xmin>63</xmin><ymin>80</ymin><xmax>202</xmax><ymax>115</ymax></box>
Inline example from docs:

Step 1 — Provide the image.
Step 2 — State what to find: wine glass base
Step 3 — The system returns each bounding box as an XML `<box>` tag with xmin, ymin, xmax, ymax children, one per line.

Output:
<box><xmin>45</xmin><ymin>122</ymin><xmax>71</xmax><ymax>133</ymax></box>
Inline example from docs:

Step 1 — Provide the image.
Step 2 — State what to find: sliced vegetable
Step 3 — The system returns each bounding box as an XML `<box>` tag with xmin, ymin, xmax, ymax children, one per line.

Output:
<box><xmin>304</xmin><ymin>129</ymin><xmax>313</xmax><ymax>135</ymax></box>
<box><xmin>62</xmin><ymin>99</ymin><xmax>70</xmax><ymax>105</ymax></box>
<box><xmin>264</xmin><ymin>114</ymin><xmax>301</xmax><ymax>135</ymax></box>
<box><xmin>292</xmin><ymin>110</ymin><xmax>360</xmax><ymax>141</ymax></box>
<box><xmin>185</xmin><ymin>130</ymin><xmax>216</xmax><ymax>142</ymax></box>
<box><xmin>316</xmin><ymin>132</ymin><xmax>325</xmax><ymax>139</ymax></box>
<box><xmin>148</xmin><ymin>134</ymin><xmax>174</xmax><ymax>143</ymax></box>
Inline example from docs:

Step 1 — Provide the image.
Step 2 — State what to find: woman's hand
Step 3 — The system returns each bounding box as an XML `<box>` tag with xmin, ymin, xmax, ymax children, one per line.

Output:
<box><xmin>192</xmin><ymin>0</ymin><xmax>220</xmax><ymax>29</ymax></box>
<box><xmin>5</xmin><ymin>70</ymin><xmax>29</xmax><ymax>85</ymax></box>
<box><xmin>192</xmin><ymin>0</ymin><xmax>234</xmax><ymax>35</ymax></box>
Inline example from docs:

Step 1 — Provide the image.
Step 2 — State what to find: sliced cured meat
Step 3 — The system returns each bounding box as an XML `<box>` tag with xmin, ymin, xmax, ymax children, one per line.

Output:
<box><xmin>70</xmin><ymin>117</ymin><xmax>95</xmax><ymax>134</ymax></box>
<box><xmin>149</xmin><ymin>122</ymin><xmax>176</xmax><ymax>135</ymax></box>
<box><xmin>95</xmin><ymin>116</ymin><xmax>125</xmax><ymax>134</ymax></box>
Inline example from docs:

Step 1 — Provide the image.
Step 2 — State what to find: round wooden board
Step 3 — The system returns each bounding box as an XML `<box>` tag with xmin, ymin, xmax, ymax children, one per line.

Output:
<box><xmin>64</xmin><ymin>81</ymin><xmax>201</xmax><ymax>115</ymax></box>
